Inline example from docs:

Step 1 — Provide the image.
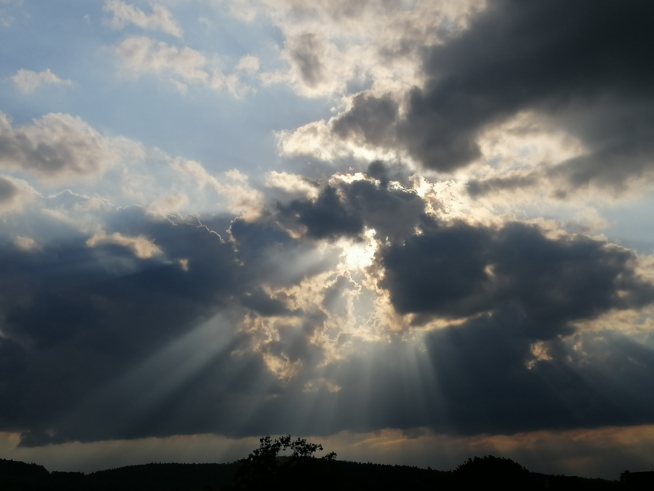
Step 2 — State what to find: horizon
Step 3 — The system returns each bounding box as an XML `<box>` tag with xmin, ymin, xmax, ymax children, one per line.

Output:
<box><xmin>1</xmin><ymin>442</ymin><xmax>645</xmax><ymax>481</ymax></box>
<box><xmin>1</xmin><ymin>0</ymin><xmax>654</xmax><ymax>482</ymax></box>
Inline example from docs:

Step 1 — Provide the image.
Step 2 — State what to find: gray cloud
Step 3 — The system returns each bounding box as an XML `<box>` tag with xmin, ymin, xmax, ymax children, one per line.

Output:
<box><xmin>287</xmin><ymin>33</ymin><xmax>326</xmax><ymax>88</ymax></box>
<box><xmin>366</xmin><ymin>160</ymin><xmax>412</xmax><ymax>189</ymax></box>
<box><xmin>331</xmin><ymin>0</ymin><xmax>654</xmax><ymax>190</ymax></box>
<box><xmin>0</xmin><ymin>208</ymin><xmax>259</xmax><ymax>445</ymax></box>
<box><xmin>380</xmin><ymin>221</ymin><xmax>654</xmax><ymax>337</ymax></box>
<box><xmin>0</xmin><ymin>175</ymin><xmax>18</xmax><ymax>202</ymax></box>
<box><xmin>277</xmin><ymin>170</ymin><xmax>427</xmax><ymax>243</ymax></box>
<box><xmin>466</xmin><ymin>174</ymin><xmax>539</xmax><ymax>197</ymax></box>
<box><xmin>224</xmin><ymin>319</ymin><xmax>654</xmax><ymax>438</ymax></box>
<box><xmin>2</xmin><ymin>176</ymin><xmax>654</xmax><ymax>448</ymax></box>
<box><xmin>278</xmin><ymin>185</ymin><xmax>365</xmax><ymax>240</ymax></box>
<box><xmin>332</xmin><ymin>93</ymin><xmax>398</xmax><ymax>147</ymax></box>
<box><xmin>0</xmin><ymin>112</ymin><xmax>123</xmax><ymax>180</ymax></box>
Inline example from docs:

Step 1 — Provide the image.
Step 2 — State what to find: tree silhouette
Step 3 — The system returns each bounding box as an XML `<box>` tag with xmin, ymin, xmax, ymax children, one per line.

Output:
<box><xmin>228</xmin><ymin>435</ymin><xmax>337</xmax><ymax>490</ymax></box>
<box><xmin>454</xmin><ymin>455</ymin><xmax>535</xmax><ymax>489</ymax></box>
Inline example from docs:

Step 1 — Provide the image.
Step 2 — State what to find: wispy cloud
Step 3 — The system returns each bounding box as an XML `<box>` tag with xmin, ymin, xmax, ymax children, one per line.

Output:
<box><xmin>11</xmin><ymin>69</ymin><xmax>76</xmax><ymax>93</ymax></box>
<box><xmin>114</xmin><ymin>36</ymin><xmax>255</xmax><ymax>96</ymax></box>
<box><xmin>104</xmin><ymin>0</ymin><xmax>183</xmax><ymax>38</ymax></box>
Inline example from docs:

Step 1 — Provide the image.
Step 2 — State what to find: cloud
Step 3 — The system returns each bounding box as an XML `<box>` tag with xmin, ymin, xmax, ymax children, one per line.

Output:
<box><xmin>171</xmin><ymin>160</ymin><xmax>263</xmax><ymax>221</ymax></box>
<box><xmin>327</xmin><ymin>0</ymin><xmax>654</xmax><ymax>193</ymax></box>
<box><xmin>5</xmin><ymin>0</ymin><xmax>654</xmax><ymax>464</ymax></box>
<box><xmin>332</xmin><ymin>92</ymin><xmax>399</xmax><ymax>148</ymax></box>
<box><xmin>0</xmin><ymin>112</ymin><xmax>126</xmax><ymax>180</ymax></box>
<box><xmin>276</xmin><ymin>170</ymin><xmax>428</xmax><ymax>244</ymax></box>
<box><xmin>114</xmin><ymin>36</ymin><xmax>253</xmax><ymax>96</ymax></box>
<box><xmin>11</xmin><ymin>69</ymin><xmax>77</xmax><ymax>94</ymax></box>
<box><xmin>264</xmin><ymin>171</ymin><xmax>319</xmax><ymax>200</ymax></box>
<box><xmin>86</xmin><ymin>230</ymin><xmax>162</xmax><ymax>259</ymax></box>
<box><xmin>0</xmin><ymin>207</ymin><xmax>258</xmax><ymax>444</ymax></box>
<box><xmin>13</xmin><ymin>236</ymin><xmax>41</xmax><ymax>252</ymax></box>
<box><xmin>0</xmin><ymin>0</ymin><xmax>20</xmax><ymax>27</ymax></box>
<box><xmin>0</xmin><ymin>172</ymin><xmax>653</xmax><ymax>448</ymax></box>
<box><xmin>278</xmin><ymin>185</ymin><xmax>364</xmax><ymax>240</ymax></box>
<box><xmin>104</xmin><ymin>0</ymin><xmax>183</xmax><ymax>38</ymax></box>
<box><xmin>0</xmin><ymin>175</ymin><xmax>36</xmax><ymax>213</ymax></box>
<box><xmin>235</xmin><ymin>55</ymin><xmax>260</xmax><ymax>74</ymax></box>
<box><xmin>115</xmin><ymin>36</ymin><xmax>208</xmax><ymax>82</ymax></box>
<box><xmin>239</xmin><ymin>0</ymin><xmax>484</xmax><ymax>97</ymax></box>
<box><xmin>286</xmin><ymin>33</ymin><xmax>325</xmax><ymax>89</ymax></box>
<box><xmin>380</xmin><ymin>221</ymin><xmax>654</xmax><ymax>336</ymax></box>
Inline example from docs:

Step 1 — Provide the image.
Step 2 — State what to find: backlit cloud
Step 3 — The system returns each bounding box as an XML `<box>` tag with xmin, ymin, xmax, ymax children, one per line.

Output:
<box><xmin>1</xmin><ymin>0</ymin><xmax>654</xmax><ymax>477</ymax></box>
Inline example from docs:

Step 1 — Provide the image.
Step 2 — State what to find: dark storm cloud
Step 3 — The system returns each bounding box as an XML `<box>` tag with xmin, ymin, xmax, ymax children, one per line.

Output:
<box><xmin>226</xmin><ymin>316</ymin><xmax>654</xmax><ymax>438</ymax></box>
<box><xmin>366</xmin><ymin>160</ymin><xmax>412</xmax><ymax>189</ymax></box>
<box><xmin>0</xmin><ymin>206</ymin><xmax>336</xmax><ymax>445</ymax></box>
<box><xmin>418</xmin><ymin>315</ymin><xmax>654</xmax><ymax>435</ymax></box>
<box><xmin>277</xmin><ymin>172</ymin><xmax>427</xmax><ymax>243</ymax></box>
<box><xmin>278</xmin><ymin>185</ymin><xmax>364</xmax><ymax>240</ymax></box>
<box><xmin>3</xmin><ymin>184</ymin><xmax>654</xmax><ymax>446</ymax></box>
<box><xmin>381</xmin><ymin>221</ymin><xmax>654</xmax><ymax>337</ymax></box>
<box><xmin>332</xmin><ymin>0</ymin><xmax>654</xmax><ymax>189</ymax></box>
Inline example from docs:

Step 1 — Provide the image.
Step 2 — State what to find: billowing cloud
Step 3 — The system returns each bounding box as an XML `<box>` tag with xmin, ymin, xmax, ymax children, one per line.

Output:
<box><xmin>0</xmin><ymin>169</ymin><xmax>653</xmax><ymax>453</ymax></box>
<box><xmin>328</xmin><ymin>0</ymin><xmax>654</xmax><ymax>194</ymax></box>
<box><xmin>245</xmin><ymin>0</ymin><xmax>484</xmax><ymax>97</ymax></box>
<box><xmin>11</xmin><ymin>69</ymin><xmax>77</xmax><ymax>93</ymax></box>
<box><xmin>0</xmin><ymin>112</ymin><xmax>128</xmax><ymax>180</ymax></box>
<box><xmin>276</xmin><ymin>170</ymin><xmax>427</xmax><ymax>244</ymax></box>
<box><xmin>104</xmin><ymin>0</ymin><xmax>183</xmax><ymax>38</ymax></box>
<box><xmin>380</xmin><ymin>221</ymin><xmax>654</xmax><ymax>334</ymax></box>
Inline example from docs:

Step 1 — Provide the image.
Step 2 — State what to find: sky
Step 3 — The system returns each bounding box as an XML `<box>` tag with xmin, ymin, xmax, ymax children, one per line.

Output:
<box><xmin>1</xmin><ymin>0</ymin><xmax>654</xmax><ymax>480</ymax></box>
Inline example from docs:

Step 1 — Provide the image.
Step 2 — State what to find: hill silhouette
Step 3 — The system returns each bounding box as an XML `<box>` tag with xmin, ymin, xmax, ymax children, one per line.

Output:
<box><xmin>0</xmin><ymin>457</ymin><xmax>624</xmax><ymax>491</ymax></box>
<box><xmin>0</xmin><ymin>437</ymin><xmax>625</xmax><ymax>491</ymax></box>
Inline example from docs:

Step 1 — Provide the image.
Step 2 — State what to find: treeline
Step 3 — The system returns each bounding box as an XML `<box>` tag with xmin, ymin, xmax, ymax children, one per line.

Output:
<box><xmin>0</xmin><ymin>455</ymin><xmax>624</xmax><ymax>491</ymax></box>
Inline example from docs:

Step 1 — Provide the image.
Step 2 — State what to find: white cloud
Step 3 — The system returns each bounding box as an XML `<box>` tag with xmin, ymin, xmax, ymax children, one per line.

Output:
<box><xmin>276</xmin><ymin>118</ymin><xmax>407</xmax><ymax>163</ymax></box>
<box><xmin>225</xmin><ymin>0</ymin><xmax>485</xmax><ymax>98</ymax></box>
<box><xmin>146</xmin><ymin>193</ymin><xmax>189</xmax><ymax>216</ymax></box>
<box><xmin>235</xmin><ymin>55</ymin><xmax>259</xmax><ymax>73</ymax></box>
<box><xmin>264</xmin><ymin>171</ymin><xmax>319</xmax><ymax>199</ymax></box>
<box><xmin>171</xmin><ymin>159</ymin><xmax>263</xmax><ymax>221</ymax></box>
<box><xmin>104</xmin><ymin>0</ymin><xmax>183</xmax><ymax>38</ymax></box>
<box><xmin>115</xmin><ymin>36</ymin><xmax>208</xmax><ymax>82</ymax></box>
<box><xmin>11</xmin><ymin>69</ymin><xmax>77</xmax><ymax>94</ymax></box>
<box><xmin>114</xmin><ymin>36</ymin><xmax>252</xmax><ymax>96</ymax></box>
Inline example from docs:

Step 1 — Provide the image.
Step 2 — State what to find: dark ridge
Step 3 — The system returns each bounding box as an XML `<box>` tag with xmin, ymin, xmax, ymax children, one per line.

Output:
<box><xmin>0</xmin><ymin>456</ymin><xmax>627</xmax><ymax>491</ymax></box>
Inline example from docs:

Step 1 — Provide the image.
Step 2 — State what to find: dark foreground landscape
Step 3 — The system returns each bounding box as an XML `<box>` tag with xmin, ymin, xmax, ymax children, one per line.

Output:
<box><xmin>0</xmin><ymin>457</ymin><xmax>630</xmax><ymax>491</ymax></box>
<box><xmin>1</xmin><ymin>436</ymin><xmax>641</xmax><ymax>491</ymax></box>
